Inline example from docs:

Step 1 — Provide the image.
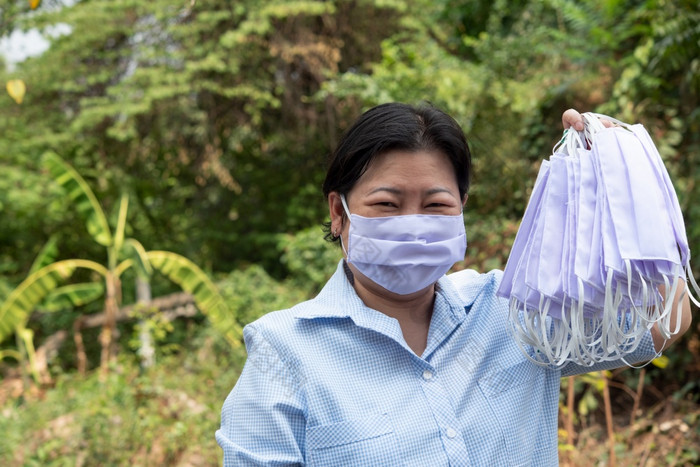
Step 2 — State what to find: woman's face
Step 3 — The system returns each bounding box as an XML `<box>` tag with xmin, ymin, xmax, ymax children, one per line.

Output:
<box><xmin>328</xmin><ymin>148</ymin><xmax>466</xmax><ymax>297</ymax></box>
<box><xmin>329</xmin><ymin>148</ymin><xmax>465</xmax><ymax>243</ymax></box>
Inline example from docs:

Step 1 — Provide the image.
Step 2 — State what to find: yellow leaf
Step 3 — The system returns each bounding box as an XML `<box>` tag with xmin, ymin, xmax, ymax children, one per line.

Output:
<box><xmin>6</xmin><ymin>79</ymin><xmax>26</xmax><ymax>104</ymax></box>
<box><xmin>651</xmin><ymin>355</ymin><xmax>669</xmax><ymax>369</ymax></box>
<box><xmin>29</xmin><ymin>0</ymin><xmax>41</xmax><ymax>9</ymax></box>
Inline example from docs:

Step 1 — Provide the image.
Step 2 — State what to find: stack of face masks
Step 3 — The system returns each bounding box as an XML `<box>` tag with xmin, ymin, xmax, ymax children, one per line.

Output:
<box><xmin>497</xmin><ymin>113</ymin><xmax>700</xmax><ymax>367</ymax></box>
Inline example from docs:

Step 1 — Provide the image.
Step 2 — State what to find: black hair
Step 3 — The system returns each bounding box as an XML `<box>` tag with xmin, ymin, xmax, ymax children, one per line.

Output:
<box><xmin>322</xmin><ymin>102</ymin><xmax>472</xmax><ymax>242</ymax></box>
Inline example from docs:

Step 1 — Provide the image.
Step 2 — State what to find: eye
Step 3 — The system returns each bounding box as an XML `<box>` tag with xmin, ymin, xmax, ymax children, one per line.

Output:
<box><xmin>426</xmin><ymin>200</ymin><xmax>456</xmax><ymax>209</ymax></box>
<box><xmin>375</xmin><ymin>201</ymin><xmax>397</xmax><ymax>207</ymax></box>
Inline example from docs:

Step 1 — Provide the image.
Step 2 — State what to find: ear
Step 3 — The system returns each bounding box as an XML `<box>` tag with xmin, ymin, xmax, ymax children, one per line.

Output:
<box><xmin>328</xmin><ymin>191</ymin><xmax>346</xmax><ymax>235</ymax></box>
<box><xmin>462</xmin><ymin>194</ymin><xmax>469</xmax><ymax>208</ymax></box>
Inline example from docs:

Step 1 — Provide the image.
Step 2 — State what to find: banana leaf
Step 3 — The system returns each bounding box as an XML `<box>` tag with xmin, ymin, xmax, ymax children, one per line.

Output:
<box><xmin>0</xmin><ymin>259</ymin><xmax>106</xmax><ymax>343</ymax></box>
<box><xmin>43</xmin><ymin>151</ymin><xmax>112</xmax><ymax>247</ymax></box>
<box><xmin>147</xmin><ymin>251</ymin><xmax>242</xmax><ymax>348</ymax></box>
<box><xmin>42</xmin><ymin>282</ymin><xmax>105</xmax><ymax>312</ymax></box>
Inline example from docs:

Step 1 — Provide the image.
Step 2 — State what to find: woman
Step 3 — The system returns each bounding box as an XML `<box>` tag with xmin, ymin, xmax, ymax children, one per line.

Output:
<box><xmin>216</xmin><ymin>103</ymin><xmax>691</xmax><ymax>466</ymax></box>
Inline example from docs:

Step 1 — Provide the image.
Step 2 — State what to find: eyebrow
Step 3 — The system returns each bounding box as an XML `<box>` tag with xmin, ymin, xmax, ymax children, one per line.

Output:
<box><xmin>367</xmin><ymin>187</ymin><xmax>456</xmax><ymax>196</ymax></box>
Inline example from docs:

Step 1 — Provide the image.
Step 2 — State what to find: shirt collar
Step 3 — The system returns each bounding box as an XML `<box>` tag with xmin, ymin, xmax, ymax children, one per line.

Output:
<box><xmin>294</xmin><ymin>260</ymin><xmax>474</xmax><ymax>358</ymax></box>
<box><xmin>292</xmin><ymin>260</ymin><xmax>364</xmax><ymax>320</ymax></box>
<box><xmin>294</xmin><ymin>260</ymin><xmax>469</xmax><ymax>317</ymax></box>
<box><xmin>438</xmin><ymin>267</ymin><xmax>486</xmax><ymax>312</ymax></box>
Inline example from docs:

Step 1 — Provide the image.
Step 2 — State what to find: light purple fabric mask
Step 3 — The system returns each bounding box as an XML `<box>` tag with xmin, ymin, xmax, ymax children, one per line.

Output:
<box><xmin>340</xmin><ymin>194</ymin><xmax>467</xmax><ymax>295</ymax></box>
<box><xmin>498</xmin><ymin>113</ymin><xmax>699</xmax><ymax>367</ymax></box>
<box><xmin>498</xmin><ymin>159</ymin><xmax>550</xmax><ymax>303</ymax></box>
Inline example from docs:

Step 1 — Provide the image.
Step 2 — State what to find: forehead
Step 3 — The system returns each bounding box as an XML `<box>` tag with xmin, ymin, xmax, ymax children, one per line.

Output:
<box><xmin>355</xmin><ymin>149</ymin><xmax>457</xmax><ymax>189</ymax></box>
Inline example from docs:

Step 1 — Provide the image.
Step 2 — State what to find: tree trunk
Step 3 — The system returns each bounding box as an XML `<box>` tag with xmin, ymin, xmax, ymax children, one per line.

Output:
<box><xmin>602</xmin><ymin>372</ymin><xmax>616</xmax><ymax>467</ymax></box>
<box><xmin>99</xmin><ymin>272</ymin><xmax>121</xmax><ymax>377</ymax></box>
<box><xmin>34</xmin><ymin>330</ymin><xmax>67</xmax><ymax>384</ymax></box>
<box><xmin>630</xmin><ymin>368</ymin><xmax>646</xmax><ymax>427</ymax></box>
<box><xmin>136</xmin><ymin>276</ymin><xmax>155</xmax><ymax>369</ymax></box>
<box><xmin>74</xmin><ymin>316</ymin><xmax>87</xmax><ymax>375</ymax></box>
<box><xmin>43</xmin><ymin>294</ymin><xmax>195</xmax><ymax>377</ymax></box>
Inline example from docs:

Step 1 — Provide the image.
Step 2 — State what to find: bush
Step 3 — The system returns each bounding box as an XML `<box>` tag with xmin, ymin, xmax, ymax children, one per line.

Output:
<box><xmin>0</xmin><ymin>325</ymin><xmax>245</xmax><ymax>466</ymax></box>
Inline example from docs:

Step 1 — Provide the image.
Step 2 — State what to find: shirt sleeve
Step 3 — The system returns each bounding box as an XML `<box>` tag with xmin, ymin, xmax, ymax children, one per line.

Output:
<box><xmin>560</xmin><ymin>328</ymin><xmax>659</xmax><ymax>377</ymax></box>
<box><xmin>216</xmin><ymin>325</ymin><xmax>307</xmax><ymax>466</ymax></box>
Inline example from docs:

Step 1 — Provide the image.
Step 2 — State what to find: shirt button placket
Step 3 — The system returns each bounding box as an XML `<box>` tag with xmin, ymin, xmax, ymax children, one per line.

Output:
<box><xmin>418</xmin><ymin>364</ymin><xmax>470</xmax><ymax>465</ymax></box>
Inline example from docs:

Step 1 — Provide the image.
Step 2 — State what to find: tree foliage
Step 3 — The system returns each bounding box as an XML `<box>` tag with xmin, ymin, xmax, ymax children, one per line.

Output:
<box><xmin>0</xmin><ymin>0</ymin><xmax>697</xmax><ymax>400</ymax></box>
<box><xmin>1</xmin><ymin>0</ymin><xmax>404</xmax><ymax>278</ymax></box>
<box><xmin>0</xmin><ymin>1</ymin><xmax>698</xmax><ymax>464</ymax></box>
<box><xmin>1</xmin><ymin>152</ymin><xmax>239</xmax><ymax>380</ymax></box>
<box><xmin>4</xmin><ymin>0</ymin><xmax>694</xmax><ymax>273</ymax></box>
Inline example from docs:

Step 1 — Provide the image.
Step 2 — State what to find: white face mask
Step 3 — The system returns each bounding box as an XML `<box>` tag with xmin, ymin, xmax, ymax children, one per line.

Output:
<box><xmin>340</xmin><ymin>194</ymin><xmax>467</xmax><ymax>295</ymax></box>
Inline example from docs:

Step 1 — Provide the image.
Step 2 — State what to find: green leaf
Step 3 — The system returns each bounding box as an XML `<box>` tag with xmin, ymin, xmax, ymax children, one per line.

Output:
<box><xmin>42</xmin><ymin>151</ymin><xmax>112</xmax><ymax>247</ymax></box>
<box><xmin>28</xmin><ymin>235</ymin><xmax>60</xmax><ymax>275</ymax></box>
<box><xmin>42</xmin><ymin>282</ymin><xmax>105</xmax><ymax>312</ymax></box>
<box><xmin>113</xmin><ymin>193</ymin><xmax>129</xmax><ymax>255</ymax></box>
<box><xmin>0</xmin><ymin>259</ymin><xmax>105</xmax><ymax>343</ymax></box>
<box><xmin>0</xmin><ymin>263</ymin><xmax>72</xmax><ymax>343</ymax></box>
<box><xmin>0</xmin><ymin>349</ymin><xmax>22</xmax><ymax>362</ymax></box>
<box><xmin>119</xmin><ymin>238</ymin><xmax>153</xmax><ymax>279</ymax></box>
<box><xmin>147</xmin><ymin>251</ymin><xmax>242</xmax><ymax>348</ymax></box>
<box><xmin>0</xmin><ymin>259</ymin><xmax>107</xmax><ymax>343</ymax></box>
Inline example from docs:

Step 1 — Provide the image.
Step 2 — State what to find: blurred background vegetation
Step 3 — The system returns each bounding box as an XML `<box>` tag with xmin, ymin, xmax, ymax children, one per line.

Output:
<box><xmin>0</xmin><ymin>0</ymin><xmax>698</xmax><ymax>465</ymax></box>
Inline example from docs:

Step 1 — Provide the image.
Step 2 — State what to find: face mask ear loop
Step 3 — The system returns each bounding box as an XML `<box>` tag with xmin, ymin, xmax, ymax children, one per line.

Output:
<box><xmin>339</xmin><ymin>235</ymin><xmax>349</xmax><ymax>258</ymax></box>
<box><xmin>684</xmin><ymin>263</ymin><xmax>700</xmax><ymax>307</ymax></box>
<box><xmin>339</xmin><ymin>193</ymin><xmax>351</xmax><ymax>257</ymax></box>
<box><xmin>340</xmin><ymin>193</ymin><xmax>352</xmax><ymax>218</ymax></box>
<box><xmin>590</xmin><ymin>112</ymin><xmax>632</xmax><ymax>130</ymax></box>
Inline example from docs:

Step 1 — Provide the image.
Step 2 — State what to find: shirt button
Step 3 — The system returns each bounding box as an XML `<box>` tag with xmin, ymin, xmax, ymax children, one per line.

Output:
<box><xmin>422</xmin><ymin>370</ymin><xmax>433</xmax><ymax>380</ymax></box>
<box><xmin>446</xmin><ymin>427</ymin><xmax>458</xmax><ymax>439</ymax></box>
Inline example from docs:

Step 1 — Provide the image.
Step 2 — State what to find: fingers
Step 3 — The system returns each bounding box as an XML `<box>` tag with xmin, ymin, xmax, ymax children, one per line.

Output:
<box><xmin>562</xmin><ymin>108</ymin><xmax>615</xmax><ymax>130</ymax></box>
<box><xmin>562</xmin><ymin>108</ymin><xmax>584</xmax><ymax>131</ymax></box>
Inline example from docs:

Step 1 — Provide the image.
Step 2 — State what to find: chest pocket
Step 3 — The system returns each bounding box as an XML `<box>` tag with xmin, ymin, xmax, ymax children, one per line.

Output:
<box><xmin>477</xmin><ymin>360</ymin><xmax>547</xmax><ymax>466</ymax></box>
<box><xmin>306</xmin><ymin>413</ymin><xmax>404</xmax><ymax>466</ymax></box>
<box><xmin>478</xmin><ymin>359</ymin><xmax>539</xmax><ymax>397</ymax></box>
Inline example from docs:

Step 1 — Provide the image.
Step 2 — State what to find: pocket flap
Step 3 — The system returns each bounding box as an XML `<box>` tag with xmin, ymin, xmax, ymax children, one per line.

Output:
<box><xmin>306</xmin><ymin>413</ymin><xmax>394</xmax><ymax>450</ymax></box>
<box><xmin>478</xmin><ymin>360</ymin><xmax>540</xmax><ymax>397</ymax></box>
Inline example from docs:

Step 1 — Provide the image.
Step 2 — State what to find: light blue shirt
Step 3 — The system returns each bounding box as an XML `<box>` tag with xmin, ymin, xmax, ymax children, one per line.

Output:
<box><xmin>216</xmin><ymin>260</ymin><xmax>657</xmax><ymax>466</ymax></box>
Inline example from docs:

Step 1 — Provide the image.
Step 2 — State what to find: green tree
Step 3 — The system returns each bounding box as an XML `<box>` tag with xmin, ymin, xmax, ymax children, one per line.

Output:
<box><xmin>0</xmin><ymin>0</ymin><xmax>404</xmax><ymax>279</ymax></box>
<box><xmin>0</xmin><ymin>152</ymin><xmax>241</xmax><ymax>378</ymax></box>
